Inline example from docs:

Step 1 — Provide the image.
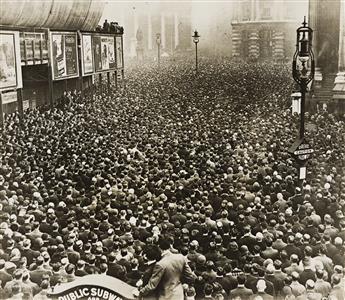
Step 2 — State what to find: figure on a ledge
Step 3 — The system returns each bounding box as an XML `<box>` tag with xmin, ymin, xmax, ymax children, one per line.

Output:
<box><xmin>96</xmin><ymin>21</ymin><xmax>124</xmax><ymax>34</ymax></box>
<box><xmin>103</xmin><ymin>19</ymin><xmax>110</xmax><ymax>32</ymax></box>
<box><xmin>110</xmin><ymin>22</ymin><xmax>124</xmax><ymax>34</ymax></box>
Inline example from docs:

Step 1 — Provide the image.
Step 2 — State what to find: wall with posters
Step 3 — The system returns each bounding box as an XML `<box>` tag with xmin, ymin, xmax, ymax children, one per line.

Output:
<box><xmin>50</xmin><ymin>32</ymin><xmax>79</xmax><ymax>81</ymax></box>
<box><xmin>81</xmin><ymin>33</ymin><xmax>124</xmax><ymax>76</ymax></box>
<box><xmin>0</xmin><ymin>30</ymin><xmax>23</xmax><ymax>92</ymax></box>
<box><xmin>1</xmin><ymin>29</ymin><xmax>124</xmax><ymax>116</ymax></box>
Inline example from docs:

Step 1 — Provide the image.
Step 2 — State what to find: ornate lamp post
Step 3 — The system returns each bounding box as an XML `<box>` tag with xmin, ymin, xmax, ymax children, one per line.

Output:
<box><xmin>292</xmin><ymin>17</ymin><xmax>315</xmax><ymax>139</ymax></box>
<box><xmin>192</xmin><ymin>30</ymin><xmax>200</xmax><ymax>73</ymax></box>
<box><xmin>156</xmin><ymin>33</ymin><xmax>161</xmax><ymax>67</ymax></box>
<box><xmin>289</xmin><ymin>17</ymin><xmax>315</xmax><ymax>182</ymax></box>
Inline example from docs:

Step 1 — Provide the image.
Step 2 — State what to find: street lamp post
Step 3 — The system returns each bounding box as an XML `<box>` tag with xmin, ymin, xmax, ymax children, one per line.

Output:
<box><xmin>289</xmin><ymin>17</ymin><xmax>315</xmax><ymax>182</ymax></box>
<box><xmin>192</xmin><ymin>30</ymin><xmax>200</xmax><ymax>73</ymax></box>
<box><xmin>292</xmin><ymin>17</ymin><xmax>315</xmax><ymax>140</ymax></box>
<box><xmin>156</xmin><ymin>33</ymin><xmax>161</xmax><ymax>67</ymax></box>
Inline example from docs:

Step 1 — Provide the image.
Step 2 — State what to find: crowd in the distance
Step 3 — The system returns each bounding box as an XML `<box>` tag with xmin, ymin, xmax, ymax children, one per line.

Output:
<box><xmin>0</xmin><ymin>59</ymin><xmax>344</xmax><ymax>300</ymax></box>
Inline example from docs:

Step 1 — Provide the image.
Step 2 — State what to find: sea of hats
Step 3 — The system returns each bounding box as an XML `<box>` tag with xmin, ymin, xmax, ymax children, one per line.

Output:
<box><xmin>0</xmin><ymin>58</ymin><xmax>344</xmax><ymax>300</ymax></box>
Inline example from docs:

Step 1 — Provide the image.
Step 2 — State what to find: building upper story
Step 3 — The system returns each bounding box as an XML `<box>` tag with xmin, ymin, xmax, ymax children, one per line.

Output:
<box><xmin>232</xmin><ymin>0</ymin><xmax>308</xmax><ymax>23</ymax></box>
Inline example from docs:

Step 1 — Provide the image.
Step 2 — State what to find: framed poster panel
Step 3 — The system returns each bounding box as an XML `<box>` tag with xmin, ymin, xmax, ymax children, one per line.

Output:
<box><xmin>1</xmin><ymin>90</ymin><xmax>17</xmax><ymax>104</ymax></box>
<box><xmin>81</xmin><ymin>34</ymin><xmax>94</xmax><ymax>76</ymax></box>
<box><xmin>93</xmin><ymin>34</ymin><xmax>115</xmax><ymax>73</ymax></box>
<box><xmin>108</xmin><ymin>37</ymin><xmax>116</xmax><ymax>69</ymax></box>
<box><xmin>115</xmin><ymin>36</ymin><xmax>124</xmax><ymax>69</ymax></box>
<box><xmin>50</xmin><ymin>32</ymin><xmax>79</xmax><ymax>81</ymax></box>
<box><xmin>93</xmin><ymin>35</ymin><xmax>102</xmax><ymax>72</ymax></box>
<box><xmin>0</xmin><ymin>30</ymin><xmax>23</xmax><ymax>92</ymax></box>
<box><xmin>20</xmin><ymin>32</ymin><xmax>48</xmax><ymax>65</ymax></box>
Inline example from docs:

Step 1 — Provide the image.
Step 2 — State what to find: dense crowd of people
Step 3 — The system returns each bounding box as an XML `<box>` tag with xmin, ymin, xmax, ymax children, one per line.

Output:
<box><xmin>0</xmin><ymin>59</ymin><xmax>344</xmax><ymax>300</ymax></box>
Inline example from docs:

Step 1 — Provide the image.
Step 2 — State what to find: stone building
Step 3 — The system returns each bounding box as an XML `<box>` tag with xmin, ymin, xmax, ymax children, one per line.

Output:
<box><xmin>231</xmin><ymin>0</ymin><xmax>307</xmax><ymax>61</ymax></box>
<box><xmin>112</xmin><ymin>2</ymin><xmax>192</xmax><ymax>58</ymax></box>
<box><xmin>309</xmin><ymin>0</ymin><xmax>345</xmax><ymax>113</ymax></box>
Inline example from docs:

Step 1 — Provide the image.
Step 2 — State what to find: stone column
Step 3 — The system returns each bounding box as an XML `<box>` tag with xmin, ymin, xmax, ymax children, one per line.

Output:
<box><xmin>333</xmin><ymin>0</ymin><xmax>345</xmax><ymax>102</ymax></box>
<box><xmin>248</xmin><ymin>31</ymin><xmax>260</xmax><ymax>61</ymax></box>
<box><xmin>272</xmin><ymin>31</ymin><xmax>285</xmax><ymax>62</ymax></box>
<box><xmin>251</xmin><ymin>0</ymin><xmax>255</xmax><ymax>21</ymax></box>
<box><xmin>134</xmin><ymin>10</ymin><xmax>138</xmax><ymax>37</ymax></box>
<box><xmin>231</xmin><ymin>25</ymin><xmax>242</xmax><ymax>58</ymax></box>
<box><xmin>174</xmin><ymin>13</ymin><xmax>179</xmax><ymax>50</ymax></box>
<box><xmin>148</xmin><ymin>13</ymin><xmax>152</xmax><ymax>50</ymax></box>
<box><xmin>309</xmin><ymin>0</ymin><xmax>322</xmax><ymax>86</ymax></box>
<box><xmin>161</xmin><ymin>12</ymin><xmax>166</xmax><ymax>49</ymax></box>
<box><xmin>274</xmin><ymin>0</ymin><xmax>282</xmax><ymax>20</ymax></box>
<box><xmin>255</xmin><ymin>0</ymin><xmax>260</xmax><ymax>21</ymax></box>
<box><xmin>129</xmin><ymin>9</ymin><xmax>138</xmax><ymax>57</ymax></box>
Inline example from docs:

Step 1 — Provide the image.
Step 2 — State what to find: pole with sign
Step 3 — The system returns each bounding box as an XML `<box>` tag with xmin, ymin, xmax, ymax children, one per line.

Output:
<box><xmin>290</xmin><ymin>17</ymin><xmax>315</xmax><ymax>182</ymax></box>
<box><xmin>288</xmin><ymin>138</ymin><xmax>315</xmax><ymax>181</ymax></box>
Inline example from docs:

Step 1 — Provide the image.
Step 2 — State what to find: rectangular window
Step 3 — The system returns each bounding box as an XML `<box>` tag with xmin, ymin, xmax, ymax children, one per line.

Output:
<box><xmin>262</xmin><ymin>7</ymin><xmax>271</xmax><ymax>20</ymax></box>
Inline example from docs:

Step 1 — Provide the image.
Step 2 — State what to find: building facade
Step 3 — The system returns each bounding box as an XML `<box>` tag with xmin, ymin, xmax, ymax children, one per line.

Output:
<box><xmin>309</xmin><ymin>0</ymin><xmax>345</xmax><ymax>113</ymax></box>
<box><xmin>115</xmin><ymin>2</ymin><xmax>192</xmax><ymax>59</ymax></box>
<box><xmin>231</xmin><ymin>0</ymin><xmax>307</xmax><ymax>61</ymax></box>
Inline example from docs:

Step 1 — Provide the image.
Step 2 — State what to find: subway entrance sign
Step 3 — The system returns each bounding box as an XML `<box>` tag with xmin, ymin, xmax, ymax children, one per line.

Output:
<box><xmin>48</xmin><ymin>275</ymin><xmax>136</xmax><ymax>300</ymax></box>
<box><xmin>288</xmin><ymin>138</ymin><xmax>314</xmax><ymax>161</ymax></box>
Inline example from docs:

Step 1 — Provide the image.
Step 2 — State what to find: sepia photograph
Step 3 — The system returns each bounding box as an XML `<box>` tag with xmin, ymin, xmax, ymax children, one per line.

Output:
<box><xmin>0</xmin><ymin>0</ymin><xmax>345</xmax><ymax>300</ymax></box>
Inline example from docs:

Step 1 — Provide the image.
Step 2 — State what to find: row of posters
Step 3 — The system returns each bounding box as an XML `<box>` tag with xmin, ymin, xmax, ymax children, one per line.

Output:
<box><xmin>0</xmin><ymin>31</ymin><xmax>23</xmax><ymax>92</ymax></box>
<box><xmin>0</xmin><ymin>30</ymin><xmax>124</xmax><ymax>87</ymax></box>
<box><xmin>81</xmin><ymin>34</ymin><xmax>123</xmax><ymax>77</ymax></box>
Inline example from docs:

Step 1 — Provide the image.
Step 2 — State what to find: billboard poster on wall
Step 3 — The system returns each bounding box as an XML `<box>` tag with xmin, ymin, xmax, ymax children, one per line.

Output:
<box><xmin>20</xmin><ymin>32</ymin><xmax>48</xmax><ymax>64</ymax></box>
<box><xmin>81</xmin><ymin>34</ymin><xmax>94</xmax><ymax>75</ymax></box>
<box><xmin>101</xmin><ymin>37</ymin><xmax>110</xmax><ymax>70</ymax></box>
<box><xmin>50</xmin><ymin>32</ymin><xmax>79</xmax><ymax>81</ymax></box>
<box><xmin>94</xmin><ymin>35</ymin><xmax>102</xmax><ymax>72</ymax></box>
<box><xmin>115</xmin><ymin>36</ymin><xmax>123</xmax><ymax>69</ymax></box>
<box><xmin>93</xmin><ymin>35</ymin><xmax>115</xmax><ymax>72</ymax></box>
<box><xmin>108</xmin><ymin>37</ymin><xmax>115</xmax><ymax>69</ymax></box>
<box><xmin>1</xmin><ymin>91</ymin><xmax>17</xmax><ymax>104</ymax></box>
<box><xmin>0</xmin><ymin>30</ymin><xmax>23</xmax><ymax>92</ymax></box>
